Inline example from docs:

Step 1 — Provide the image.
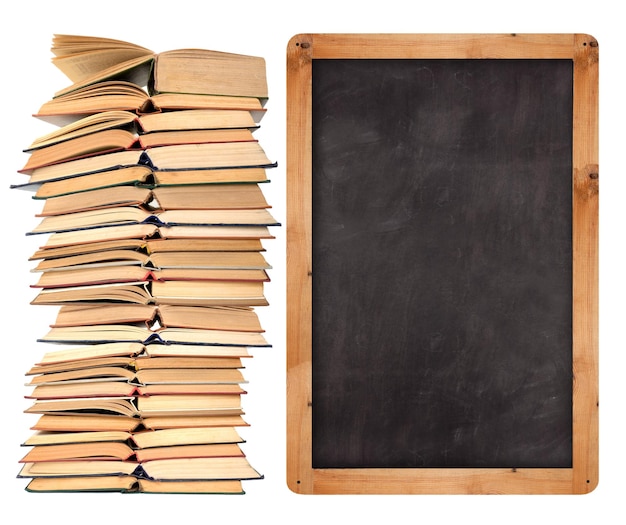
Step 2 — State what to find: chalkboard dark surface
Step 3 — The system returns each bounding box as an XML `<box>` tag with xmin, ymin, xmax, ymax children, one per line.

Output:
<box><xmin>311</xmin><ymin>59</ymin><xmax>573</xmax><ymax>469</ymax></box>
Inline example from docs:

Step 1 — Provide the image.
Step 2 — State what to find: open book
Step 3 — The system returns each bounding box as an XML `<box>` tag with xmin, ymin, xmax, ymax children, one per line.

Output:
<box><xmin>25</xmin><ymin>476</ymin><xmax>247</xmax><ymax>494</ymax></box>
<box><xmin>26</xmin><ymin>342</ymin><xmax>250</xmax><ymax>376</ymax></box>
<box><xmin>27</xmin><ymin>367</ymin><xmax>248</xmax><ymax>392</ymax></box>
<box><xmin>35</xmin><ymin>183</ymin><xmax>271</xmax><ymax>215</ymax></box>
<box><xmin>22</xmin><ymin>109</ymin><xmax>261</xmax><ymax>172</ymax></box>
<box><xmin>30</xmin><ymin>237</ymin><xmax>266</xmax><ymax>261</ymax></box>
<box><xmin>19</xmin><ymin>456</ymin><xmax>263</xmax><ymax>485</ymax></box>
<box><xmin>30</xmin><ymin>279</ymin><xmax>269</xmax><ymax>307</ymax></box>
<box><xmin>23</xmin><ymin>425</ymin><xmax>246</xmax><ymax>448</ymax></box>
<box><xmin>38</xmin><ymin>323</ymin><xmax>269</xmax><ymax>346</ymax></box>
<box><xmin>24</xmin><ymin>392</ymin><xmax>245</xmax><ymax>418</ymax></box>
<box><xmin>32</xmin><ymin>266</ymin><xmax>268</xmax><ymax>290</ymax></box>
<box><xmin>49</xmin><ymin>304</ymin><xmax>264</xmax><ymax>331</ymax></box>
<box><xmin>29</xmin><ymin>383</ymin><xmax>246</xmax><ymax>399</ymax></box>
<box><xmin>29</xmin><ymin>207</ymin><xmax>279</xmax><ymax>235</ymax></box>
<box><xmin>21</xmin><ymin>441</ymin><xmax>247</xmax><ymax>464</ymax></box>
<box><xmin>35</xmin><ymin>223</ymin><xmax>275</xmax><ymax>251</ymax></box>
<box><xmin>49</xmin><ymin>34</ymin><xmax>268</xmax><ymax>100</ymax></box>
<box><xmin>18</xmin><ymin>165</ymin><xmax>271</xmax><ymax>199</ymax></box>
<box><xmin>35</xmin><ymin>83</ymin><xmax>266</xmax><ymax>125</ymax></box>
<box><xmin>34</xmin><ymin>250</ymin><xmax>271</xmax><ymax>274</ymax></box>
<box><xmin>23</xmin><ymin>421</ymin><xmax>252</xmax><ymax>495</ymax></box>
<box><xmin>20</xmin><ymin>415</ymin><xmax>260</xmax><ymax>493</ymax></box>
<box><xmin>17</xmin><ymin>141</ymin><xmax>276</xmax><ymax>181</ymax></box>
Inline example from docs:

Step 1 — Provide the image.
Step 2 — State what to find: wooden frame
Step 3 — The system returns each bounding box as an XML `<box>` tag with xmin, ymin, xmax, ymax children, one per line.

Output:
<box><xmin>286</xmin><ymin>34</ymin><xmax>598</xmax><ymax>495</ymax></box>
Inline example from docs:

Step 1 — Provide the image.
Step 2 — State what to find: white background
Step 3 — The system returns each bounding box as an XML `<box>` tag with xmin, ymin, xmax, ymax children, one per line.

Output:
<box><xmin>1</xmin><ymin>1</ymin><xmax>622</xmax><ymax>523</ymax></box>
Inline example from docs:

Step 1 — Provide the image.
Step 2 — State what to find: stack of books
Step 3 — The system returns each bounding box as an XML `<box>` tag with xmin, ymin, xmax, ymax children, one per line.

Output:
<box><xmin>13</xmin><ymin>35</ymin><xmax>277</xmax><ymax>494</ymax></box>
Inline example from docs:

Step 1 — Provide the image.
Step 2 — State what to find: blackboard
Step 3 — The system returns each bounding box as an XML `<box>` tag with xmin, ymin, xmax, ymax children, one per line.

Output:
<box><xmin>287</xmin><ymin>34</ymin><xmax>598</xmax><ymax>494</ymax></box>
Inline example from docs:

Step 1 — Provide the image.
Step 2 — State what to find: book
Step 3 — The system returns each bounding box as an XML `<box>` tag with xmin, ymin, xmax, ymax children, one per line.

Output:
<box><xmin>23</xmin><ymin>425</ymin><xmax>246</xmax><ymax>447</ymax></box>
<box><xmin>33</xmin><ymin>264</ymin><xmax>269</xmax><ymax>285</ymax></box>
<box><xmin>27</xmin><ymin>366</ymin><xmax>248</xmax><ymax>387</ymax></box>
<box><xmin>26</xmin><ymin>356</ymin><xmax>250</xmax><ymax>384</ymax></box>
<box><xmin>49</xmin><ymin>34</ymin><xmax>268</xmax><ymax>100</ymax></box>
<box><xmin>22</xmin><ymin>110</ymin><xmax>260</xmax><ymax>172</ymax></box>
<box><xmin>30</xmin><ymin>237</ymin><xmax>265</xmax><ymax>260</ymax></box>
<box><xmin>37</xmin><ymin>183</ymin><xmax>270</xmax><ymax>214</ymax></box>
<box><xmin>36</xmin><ymin>224</ymin><xmax>274</xmax><ymax>251</ymax></box>
<box><xmin>27</xmin><ymin>355</ymin><xmax>245</xmax><ymax>378</ymax></box>
<box><xmin>30</xmin><ymin>382</ymin><xmax>247</xmax><ymax>401</ymax></box>
<box><xmin>24</xmin><ymin>393</ymin><xmax>245</xmax><ymax>418</ymax></box>
<box><xmin>30</xmin><ymin>413</ymin><xmax>250</xmax><ymax>433</ymax></box>
<box><xmin>25</xmin><ymin>476</ymin><xmax>245</xmax><ymax>494</ymax></box>
<box><xmin>20</xmin><ymin>441</ymin><xmax>246</xmax><ymax>463</ymax></box>
<box><xmin>29</xmin><ymin>116</ymin><xmax>259</xmax><ymax>164</ymax></box>
<box><xmin>31</xmin><ymin>267</ymin><xmax>269</xmax><ymax>290</ymax></box>
<box><xmin>50</xmin><ymin>304</ymin><xmax>264</xmax><ymax>332</ymax></box>
<box><xmin>29</xmin><ymin>207</ymin><xmax>279</xmax><ymax>235</ymax></box>
<box><xmin>20</xmin><ymin>416</ymin><xmax>258</xmax><ymax>479</ymax></box>
<box><xmin>18</xmin><ymin>141</ymin><xmax>275</xmax><ymax>179</ymax></box>
<box><xmin>30</xmin><ymin>341</ymin><xmax>252</xmax><ymax>364</ymax></box>
<box><xmin>18</xmin><ymin>456</ymin><xmax>263</xmax><ymax>481</ymax></box>
<box><xmin>38</xmin><ymin>324</ymin><xmax>269</xmax><ymax>346</ymax></box>
<box><xmin>28</xmin><ymin>381</ymin><xmax>247</xmax><ymax>400</ymax></box>
<box><xmin>130</xmin><ymin>128</ymin><xmax>258</xmax><ymax>149</ymax></box>
<box><xmin>34</xmin><ymin>83</ymin><xmax>265</xmax><ymax>125</ymax></box>
<box><xmin>34</xmin><ymin>250</ymin><xmax>271</xmax><ymax>274</ymax></box>
<box><xmin>112</xmin><ymin>108</ymin><xmax>259</xmax><ymax>133</ymax></box>
<box><xmin>18</xmin><ymin>165</ymin><xmax>271</xmax><ymax>199</ymax></box>
<box><xmin>30</xmin><ymin>279</ymin><xmax>269</xmax><ymax>307</ymax></box>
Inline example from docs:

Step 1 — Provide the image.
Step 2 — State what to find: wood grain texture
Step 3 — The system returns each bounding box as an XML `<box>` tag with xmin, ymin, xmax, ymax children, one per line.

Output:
<box><xmin>286</xmin><ymin>34</ymin><xmax>314</xmax><ymax>494</ymax></box>
<box><xmin>309</xmin><ymin>33</ymin><xmax>576</xmax><ymax>59</ymax></box>
<box><xmin>571</xmin><ymin>33</ymin><xmax>599</xmax><ymax>494</ymax></box>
